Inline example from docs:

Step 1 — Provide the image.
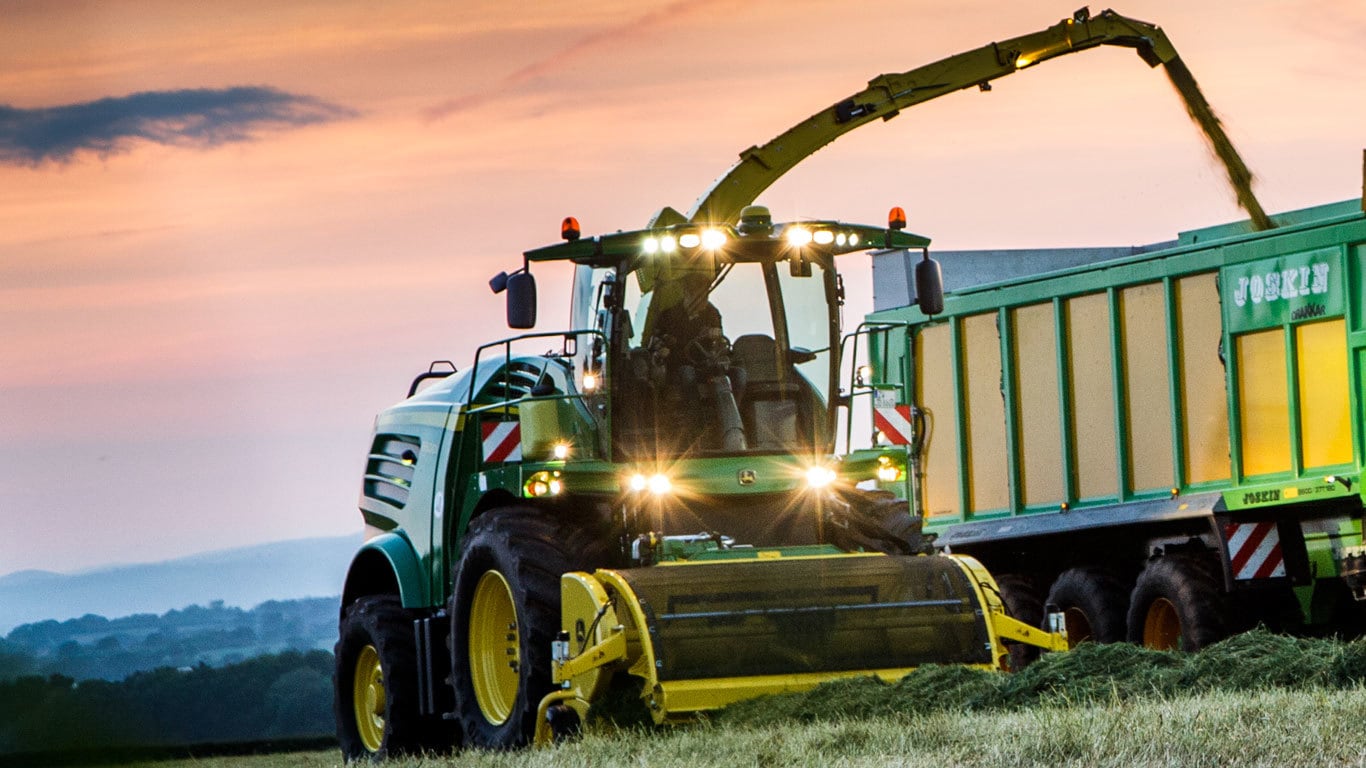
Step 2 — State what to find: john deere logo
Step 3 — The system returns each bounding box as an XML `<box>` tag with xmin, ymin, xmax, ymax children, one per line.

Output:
<box><xmin>738</xmin><ymin>469</ymin><xmax>757</xmax><ymax>486</ymax></box>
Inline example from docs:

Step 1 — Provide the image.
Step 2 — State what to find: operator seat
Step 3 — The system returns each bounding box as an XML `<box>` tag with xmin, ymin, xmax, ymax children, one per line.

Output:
<box><xmin>729</xmin><ymin>334</ymin><xmax>802</xmax><ymax>449</ymax></box>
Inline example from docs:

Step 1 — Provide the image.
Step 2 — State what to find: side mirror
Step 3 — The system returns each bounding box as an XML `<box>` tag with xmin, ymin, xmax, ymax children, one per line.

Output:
<box><xmin>915</xmin><ymin>255</ymin><xmax>943</xmax><ymax>316</ymax></box>
<box><xmin>507</xmin><ymin>271</ymin><xmax>537</xmax><ymax>329</ymax></box>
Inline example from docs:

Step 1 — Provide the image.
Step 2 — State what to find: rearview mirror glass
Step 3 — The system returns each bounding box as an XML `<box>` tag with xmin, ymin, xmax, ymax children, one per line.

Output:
<box><xmin>507</xmin><ymin>271</ymin><xmax>537</xmax><ymax>329</ymax></box>
<box><xmin>915</xmin><ymin>256</ymin><xmax>943</xmax><ymax>316</ymax></box>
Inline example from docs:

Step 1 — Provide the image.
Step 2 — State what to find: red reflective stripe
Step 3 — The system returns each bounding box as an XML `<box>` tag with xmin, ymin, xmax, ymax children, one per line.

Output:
<box><xmin>482</xmin><ymin>422</ymin><xmax>521</xmax><ymax>463</ymax></box>
<box><xmin>874</xmin><ymin>405</ymin><xmax>913</xmax><ymax>445</ymax></box>
<box><xmin>1229</xmin><ymin>522</ymin><xmax>1270</xmax><ymax>575</ymax></box>
<box><xmin>1253</xmin><ymin>540</ymin><xmax>1284</xmax><ymax>579</ymax></box>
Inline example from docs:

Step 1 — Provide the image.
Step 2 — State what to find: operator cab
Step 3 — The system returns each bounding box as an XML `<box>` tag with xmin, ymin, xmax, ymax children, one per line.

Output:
<box><xmin>608</xmin><ymin>233</ymin><xmax>833</xmax><ymax>460</ymax></box>
<box><xmin>551</xmin><ymin>206</ymin><xmax>938</xmax><ymax>463</ymax></box>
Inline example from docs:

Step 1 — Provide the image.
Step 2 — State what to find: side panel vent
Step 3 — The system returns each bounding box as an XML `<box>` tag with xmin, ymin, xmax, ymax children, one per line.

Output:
<box><xmin>475</xmin><ymin>361</ymin><xmax>548</xmax><ymax>404</ymax></box>
<box><xmin>364</xmin><ymin>434</ymin><xmax>420</xmax><ymax>508</ymax></box>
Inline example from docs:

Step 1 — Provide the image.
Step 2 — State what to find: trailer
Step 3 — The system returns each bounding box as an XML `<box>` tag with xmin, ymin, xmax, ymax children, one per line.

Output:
<box><xmin>862</xmin><ymin>194</ymin><xmax>1366</xmax><ymax>652</ymax></box>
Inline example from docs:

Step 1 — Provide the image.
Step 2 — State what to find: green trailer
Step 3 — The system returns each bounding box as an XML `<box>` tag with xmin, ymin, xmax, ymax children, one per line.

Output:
<box><xmin>861</xmin><ymin>196</ymin><xmax>1366</xmax><ymax>651</ymax></box>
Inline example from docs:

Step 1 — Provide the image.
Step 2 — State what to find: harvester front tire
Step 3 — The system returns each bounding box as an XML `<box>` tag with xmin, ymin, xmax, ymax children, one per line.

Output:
<box><xmin>995</xmin><ymin>573</ymin><xmax>1044</xmax><ymax>670</ymax></box>
<box><xmin>1046</xmin><ymin>567</ymin><xmax>1128</xmax><ymax>646</ymax></box>
<box><xmin>833</xmin><ymin>489</ymin><xmax>929</xmax><ymax>555</ymax></box>
<box><xmin>335</xmin><ymin>595</ymin><xmax>443</xmax><ymax>760</ymax></box>
<box><xmin>1127</xmin><ymin>553</ymin><xmax>1231</xmax><ymax>651</ymax></box>
<box><xmin>450</xmin><ymin>506</ymin><xmax>607</xmax><ymax>749</ymax></box>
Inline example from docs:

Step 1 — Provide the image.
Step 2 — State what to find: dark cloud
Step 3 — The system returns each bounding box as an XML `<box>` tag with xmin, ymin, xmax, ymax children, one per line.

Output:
<box><xmin>0</xmin><ymin>86</ymin><xmax>358</xmax><ymax>165</ymax></box>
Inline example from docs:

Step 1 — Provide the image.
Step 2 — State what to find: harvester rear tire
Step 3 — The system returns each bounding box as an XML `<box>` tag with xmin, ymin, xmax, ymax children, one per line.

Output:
<box><xmin>450</xmin><ymin>506</ymin><xmax>608</xmax><ymax>750</ymax></box>
<box><xmin>995</xmin><ymin>574</ymin><xmax>1044</xmax><ymax>670</ymax></box>
<box><xmin>335</xmin><ymin>595</ymin><xmax>448</xmax><ymax>760</ymax></box>
<box><xmin>1126</xmin><ymin>552</ymin><xmax>1231</xmax><ymax>651</ymax></box>
<box><xmin>1046</xmin><ymin>567</ymin><xmax>1128</xmax><ymax>646</ymax></box>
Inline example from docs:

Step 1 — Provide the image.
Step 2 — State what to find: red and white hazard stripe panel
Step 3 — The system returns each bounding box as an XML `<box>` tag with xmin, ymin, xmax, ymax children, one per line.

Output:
<box><xmin>481</xmin><ymin>421</ymin><xmax>522</xmax><ymax>463</ymax></box>
<box><xmin>1224</xmin><ymin>521</ymin><xmax>1285</xmax><ymax>580</ymax></box>
<box><xmin>873</xmin><ymin>404</ymin><xmax>914</xmax><ymax>446</ymax></box>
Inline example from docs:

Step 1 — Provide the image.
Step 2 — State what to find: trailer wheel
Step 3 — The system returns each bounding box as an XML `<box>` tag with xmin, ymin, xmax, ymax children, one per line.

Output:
<box><xmin>451</xmin><ymin>506</ymin><xmax>607</xmax><ymax>749</ymax></box>
<box><xmin>1127</xmin><ymin>553</ymin><xmax>1230</xmax><ymax>651</ymax></box>
<box><xmin>995</xmin><ymin>574</ymin><xmax>1044</xmax><ymax>670</ymax></box>
<box><xmin>335</xmin><ymin>596</ymin><xmax>442</xmax><ymax>760</ymax></box>
<box><xmin>1045</xmin><ymin>567</ymin><xmax>1128</xmax><ymax>645</ymax></box>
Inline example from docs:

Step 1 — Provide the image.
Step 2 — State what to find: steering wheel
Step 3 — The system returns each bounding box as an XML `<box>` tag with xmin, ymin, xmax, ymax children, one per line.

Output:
<box><xmin>685</xmin><ymin>330</ymin><xmax>732</xmax><ymax>374</ymax></box>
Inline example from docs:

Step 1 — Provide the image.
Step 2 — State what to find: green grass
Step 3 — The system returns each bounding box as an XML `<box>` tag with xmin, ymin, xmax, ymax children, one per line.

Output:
<box><xmin>131</xmin><ymin>687</ymin><xmax>1366</xmax><ymax>768</ymax></box>
<box><xmin>123</xmin><ymin>631</ymin><xmax>1366</xmax><ymax>767</ymax></box>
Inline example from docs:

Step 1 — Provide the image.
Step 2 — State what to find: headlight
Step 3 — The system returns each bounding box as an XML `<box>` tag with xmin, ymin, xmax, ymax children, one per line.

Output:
<box><xmin>806</xmin><ymin>466</ymin><xmax>837</xmax><ymax>489</ymax></box>
<box><xmin>786</xmin><ymin>227</ymin><xmax>813</xmax><ymax>247</ymax></box>
<box><xmin>701</xmin><ymin>228</ymin><xmax>727</xmax><ymax>250</ymax></box>
<box><xmin>647</xmin><ymin>474</ymin><xmax>672</xmax><ymax>495</ymax></box>
<box><xmin>876</xmin><ymin>455</ymin><xmax>905</xmax><ymax>483</ymax></box>
<box><xmin>627</xmin><ymin>472</ymin><xmax>672</xmax><ymax>495</ymax></box>
<box><xmin>524</xmin><ymin>471</ymin><xmax>563</xmax><ymax>497</ymax></box>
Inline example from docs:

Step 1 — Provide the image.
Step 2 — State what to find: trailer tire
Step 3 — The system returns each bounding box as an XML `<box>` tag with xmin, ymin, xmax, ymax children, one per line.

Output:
<box><xmin>335</xmin><ymin>595</ymin><xmax>445</xmax><ymax>760</ymax></box>
<box><xmin>450</xmin><ymin>506</ymin><xmax>608</xmax><ymax>749</ymax></box>
<box><xmin>1127</xmin><ymin>553</ymin><xmax>1231</xmax><ymax>651</ymax></box>
<box><xmin>995</xmin><ymin>574</ymin><xmax>1044</xmax><ymax>670</ymax></box>
<box><xmin>1046</xmin><ymin>567</ymin><xmax>1128</xmax><ymax>646</ymax></box>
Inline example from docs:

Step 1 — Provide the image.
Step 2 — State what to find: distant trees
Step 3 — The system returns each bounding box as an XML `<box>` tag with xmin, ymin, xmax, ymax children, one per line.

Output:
<box><xmin>0</xmin><ymin>650</ymin><xmax>335</xmax><ymax>754</ymax></box>
<box><xmin>0</xmin><ymin>639</ymin><xmax>36</xmax><ymax>681</ymax></box>
<box><xmin>1</xmin><ymin>597</ymin><xmax>338</xmax><ymax>683</ymax></box>
<box><xmin>0</xmin><ymin>599</ymin><xmax>342</xmax><ymax>756</ymax></box>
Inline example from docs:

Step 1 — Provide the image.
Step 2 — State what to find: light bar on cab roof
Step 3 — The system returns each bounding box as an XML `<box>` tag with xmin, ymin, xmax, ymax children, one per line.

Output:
<box><xmin>521</xmin><ymin>214</ymin><xmax>929</xmax><ymax>264</ymax></box>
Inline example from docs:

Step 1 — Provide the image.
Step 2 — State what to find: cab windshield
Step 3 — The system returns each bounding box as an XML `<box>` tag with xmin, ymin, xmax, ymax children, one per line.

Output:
<box><xmin>612</xmin><ymin>258</ymin><xmax>836</xmax><ymax>460</ymax></box>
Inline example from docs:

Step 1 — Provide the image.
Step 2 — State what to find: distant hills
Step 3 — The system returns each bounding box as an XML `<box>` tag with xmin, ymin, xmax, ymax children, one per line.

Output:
<box><xmin>0</xmin><ymin>535</ymin><xmax>360</xmax><ymax>634</ymax></box>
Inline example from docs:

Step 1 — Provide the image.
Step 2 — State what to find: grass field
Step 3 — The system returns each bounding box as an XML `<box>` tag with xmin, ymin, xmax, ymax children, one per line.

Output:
<box><xmin>81</xmin><ymin>632</ymin><xmax>1366</xmax><ymax>767</ymax></box>
<box><xmin>136</xmin><ymin>686</ymin><xmax>1366</xmax><ymax>768</ymax></box>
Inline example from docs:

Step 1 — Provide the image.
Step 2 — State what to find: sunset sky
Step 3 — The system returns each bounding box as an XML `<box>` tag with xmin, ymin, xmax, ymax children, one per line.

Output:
<box><xmin>2</xmin><ymin>0</ymin><xmax>1363</xmax><ymax>576</ymax></box>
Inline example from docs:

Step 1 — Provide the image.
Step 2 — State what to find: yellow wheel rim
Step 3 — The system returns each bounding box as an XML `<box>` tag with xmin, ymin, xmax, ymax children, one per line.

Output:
<box><xmin>1063</xmin><ymin>607</ymin><xmax>1094</xmax><ymax>648</ymax></box>
<box><xmin>352</xmin><ymin>644</ymin><xmax>385</xmax><ymax>753</ymax></box>
<box><xmin>1143</xmin><ymin>597</ymin><xmax>1183</xmax><ymax>650</ymax></box>
<box><xmin>470</xmin><ymin>570</ymin><xmax>520</xmax><ymax>725</ymax></box>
